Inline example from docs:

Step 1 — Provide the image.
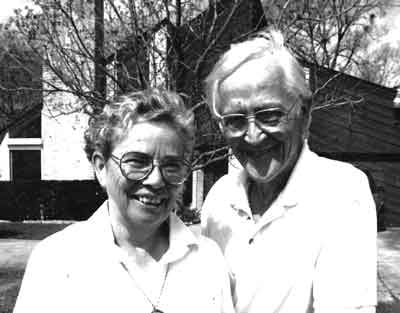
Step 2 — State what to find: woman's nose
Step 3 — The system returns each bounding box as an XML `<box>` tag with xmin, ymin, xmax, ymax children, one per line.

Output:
<box><xmin>143</xmin><ymin>165</ymin><xmax>166</xmax><ymax>188</ymax></box>
<box><xmin>244</xmin><ymin>119</ymin><xmax>265</xmax><ymax>145</ymax></box>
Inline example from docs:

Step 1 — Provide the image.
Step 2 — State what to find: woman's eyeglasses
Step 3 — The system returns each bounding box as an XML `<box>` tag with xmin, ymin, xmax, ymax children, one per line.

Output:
<box><xmin>218</xmin><ymin>107</ymin><xmax>295</xmax><ymax>137</ymax></box>
<box><xmin>110</xmin><ymin>152</ymin><xmax>190</xmax><ymax>186</ymax></box>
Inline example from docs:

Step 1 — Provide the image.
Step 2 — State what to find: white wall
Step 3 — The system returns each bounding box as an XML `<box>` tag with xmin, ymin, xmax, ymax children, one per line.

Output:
<box><xmin>41</xmin><ymin>104</ymin><xmax>94</xmax><ymax>180</ymax></box>
<box><xmin>0</xmin><ymin>133</ymin><xmax>11</xmax><ymax>181</ymax></box>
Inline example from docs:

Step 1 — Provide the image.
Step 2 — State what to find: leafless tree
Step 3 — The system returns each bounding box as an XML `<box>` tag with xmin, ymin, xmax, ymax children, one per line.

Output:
<box><xmin>262</xmin><ymin>0</ymin><xmax>385</xmax><ymax>71</ymax></box>
<box><xmin>2</xmin><ymin>0</ymin><xmax>397</xmax><ymax>166</ymax></box>
<box><xmin>260</xmin><ymin>0</ymin><xmax>399</xmax><ymax>113</ymax></box>
<box><xmin>352</xmin><ymin>21</ymin><xmax>400</xmax><ymax>87</ymax></box>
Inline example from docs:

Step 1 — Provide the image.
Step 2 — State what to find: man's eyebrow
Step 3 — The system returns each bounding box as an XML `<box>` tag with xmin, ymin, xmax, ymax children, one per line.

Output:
<box><xmin>252</xmin><ymin>102</ymin><xmax>285</xmax><ymax>110</ymax></box>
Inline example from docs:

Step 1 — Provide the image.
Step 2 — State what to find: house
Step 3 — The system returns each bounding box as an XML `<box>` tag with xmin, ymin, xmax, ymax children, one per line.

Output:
<box><xmin>308</xmin><ymin>66</ymin><xmax>400</xmax><ymax>227</ymax></box>
<box><xmin>0</xmin><ymin>51</ymin><xmax>102</xmax><ymax>220</ymax></box>
<box><xmin>0</xmin><ymin>48</ymin><xmax>93</xmax><ymax>182</ymax></box>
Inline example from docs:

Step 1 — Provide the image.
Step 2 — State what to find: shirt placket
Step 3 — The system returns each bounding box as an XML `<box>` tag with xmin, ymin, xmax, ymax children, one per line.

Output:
<box><xmin>247</xmin><ymin>203</ymin><xmax>287</xmax><ymax>244</ymax></box>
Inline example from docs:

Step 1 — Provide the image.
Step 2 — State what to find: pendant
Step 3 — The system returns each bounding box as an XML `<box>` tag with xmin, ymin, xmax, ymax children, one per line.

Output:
<box><xmin>152</xmin><ymin>309</ymin><xmax>164</xmax><ymax>313</ymax></box>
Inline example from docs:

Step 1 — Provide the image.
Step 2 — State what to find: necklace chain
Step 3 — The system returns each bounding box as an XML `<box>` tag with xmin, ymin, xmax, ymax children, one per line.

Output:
<box><xmin>121</xmin><ymin>261</ymin><xmax>169</xmax><ymax>313</ymax></box>
<box><xmin>108</xmin><ymin>202</ymin><xmax>169</xmax><ymax>312</ymax></box>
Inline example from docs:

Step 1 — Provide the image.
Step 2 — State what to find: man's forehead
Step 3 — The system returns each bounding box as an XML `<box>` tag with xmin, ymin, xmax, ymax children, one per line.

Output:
<box><xmin>220</xmin><ymin>59</ymin><xmax>286</xmax><ymax>91</ymax></box>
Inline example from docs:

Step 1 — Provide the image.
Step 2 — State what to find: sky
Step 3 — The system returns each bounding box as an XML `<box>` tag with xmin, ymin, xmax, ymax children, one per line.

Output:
<box><xmin>379</xmin><ymin>4</ymin><xmax>400</xmax><ymax>46</ymax></box>
<box><xmin>0</xmin><ymin>0</ymin><xmax>32</xmax><ymax>22</ymax></box>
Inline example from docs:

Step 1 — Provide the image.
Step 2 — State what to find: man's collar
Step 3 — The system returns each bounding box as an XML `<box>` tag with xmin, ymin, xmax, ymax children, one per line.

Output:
<box><xmin>228</xmin><ymin>142</ymin><xmax>316</xmax><ymax>216</ymax></box>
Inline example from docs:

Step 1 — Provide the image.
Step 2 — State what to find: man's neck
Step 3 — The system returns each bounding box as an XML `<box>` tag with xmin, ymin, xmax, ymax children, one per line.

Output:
<box><xmin>248</xmin><ymin>142</ymin><xmax>304</xmax><ymax>216</ymax></box>
<box><xmin>248</xmin><ymin>162</ymin><xmax>296</xmax><ymax>216</ymax></box>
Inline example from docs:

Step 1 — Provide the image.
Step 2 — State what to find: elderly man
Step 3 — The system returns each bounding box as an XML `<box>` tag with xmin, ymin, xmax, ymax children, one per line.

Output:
<box><xmin>201</xmin><ymin>29</ymin><xmax>376</xmax><ymax>313</ymax></box>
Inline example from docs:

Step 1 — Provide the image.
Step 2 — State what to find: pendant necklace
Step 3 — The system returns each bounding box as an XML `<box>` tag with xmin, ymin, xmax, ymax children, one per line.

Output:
<box><xmin>121</xmin><ymin>261</ymin><xmax>169</xmax><ymax>313</ymax></box>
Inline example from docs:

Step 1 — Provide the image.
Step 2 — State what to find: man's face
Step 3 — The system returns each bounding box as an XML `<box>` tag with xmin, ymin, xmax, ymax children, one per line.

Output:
<box><xmin>217</xmin><ymin>60</ymin><xmax>308</xmax><ymax>183</ymax></box>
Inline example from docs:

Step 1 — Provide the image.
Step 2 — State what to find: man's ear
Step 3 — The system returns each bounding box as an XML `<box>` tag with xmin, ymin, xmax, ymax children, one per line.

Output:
<box><xmin>92</xmin><ymin>152</ymin><xmax>107</xmax><ymax>189</ymax></box>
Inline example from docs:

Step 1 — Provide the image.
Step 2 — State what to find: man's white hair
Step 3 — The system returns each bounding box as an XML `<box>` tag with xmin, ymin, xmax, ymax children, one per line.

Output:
<box><xmin>205</xmin><ymin>28</ymin><xmax>312</xmax><ymax>118</ymax></box>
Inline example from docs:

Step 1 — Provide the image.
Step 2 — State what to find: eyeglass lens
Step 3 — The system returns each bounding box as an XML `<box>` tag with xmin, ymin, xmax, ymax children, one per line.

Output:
<box><xmin>119</xmin><ymin>152</ymin><xmax>189</xmax><ymax>185</ymax></box>
<box><xmin>223</xmin><ymin>108</ymin><xmax>287</xmax><ymax>133</ymax></box>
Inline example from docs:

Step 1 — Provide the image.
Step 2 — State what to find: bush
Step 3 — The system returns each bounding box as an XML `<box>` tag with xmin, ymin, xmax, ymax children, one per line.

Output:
<box><xmin>0</xmin><ymin>180</ymin><xmax>107</xmax><ymax>221</ymax></box>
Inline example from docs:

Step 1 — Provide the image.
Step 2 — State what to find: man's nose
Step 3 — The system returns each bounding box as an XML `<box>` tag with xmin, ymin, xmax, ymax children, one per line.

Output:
<box><xmin>244</xmin><ymin>119</ymin><xmax>265</xmax><ymax>145</ymax></box>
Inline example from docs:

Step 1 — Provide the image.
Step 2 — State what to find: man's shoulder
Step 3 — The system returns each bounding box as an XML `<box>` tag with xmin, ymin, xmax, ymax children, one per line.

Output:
<box><xmin>309</xmin><ymin>151</ymin><xmax>367</xmax><ymax>186</ymax></box>
<box><xmin>208</xmin><ymin>173</ymin><xmax>234</xmax><ymax>191</ymax></box>
<box><xmin>307</xmin><ymin>152</ymin><xmax>373</xmax><ymax>212</ymax></box>
<box><xmin>201</xmin><ymin>173</ymin><xmax>240</xmax><ymax>216</ymax></box>
<box><xmin>192</xmin><ymin>231</ymin><xmax>229</xmax><ymax>267</ymax></box>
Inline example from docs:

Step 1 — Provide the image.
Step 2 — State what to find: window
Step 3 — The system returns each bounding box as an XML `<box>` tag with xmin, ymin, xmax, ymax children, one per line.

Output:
<box><xmin>10</xmin><ymin>150</ymin><xmax>41</xmax><ymax>181</ymax></box>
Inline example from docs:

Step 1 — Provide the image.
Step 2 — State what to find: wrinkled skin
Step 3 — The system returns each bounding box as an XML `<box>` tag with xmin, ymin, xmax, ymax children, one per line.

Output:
<box><xmin>217</xmin><ymin>60</ymin><xmax>308</xmax><ymax>184</ymax></box>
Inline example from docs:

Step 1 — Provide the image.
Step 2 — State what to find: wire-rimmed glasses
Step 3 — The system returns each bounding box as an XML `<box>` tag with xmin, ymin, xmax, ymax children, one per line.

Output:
<box><xmin>217</xmin><ymin>104</ymin><xmax>299</xmax><ymax>138</ymax></box>
<box><xmin>110</xmin><ymin>152</ymin><xmax>191</xmax><ymax>186</ymax></box>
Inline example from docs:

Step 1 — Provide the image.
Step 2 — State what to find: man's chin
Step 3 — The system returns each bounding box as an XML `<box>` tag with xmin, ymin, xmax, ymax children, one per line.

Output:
<box><xmin>244</xmin><ymin>159</ymin><xmax>283</xmax><ymax>183</ymax></box>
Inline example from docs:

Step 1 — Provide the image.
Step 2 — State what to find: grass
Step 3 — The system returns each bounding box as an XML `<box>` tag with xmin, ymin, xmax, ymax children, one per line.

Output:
<box><xmin>0</xmin><ymin>222</ymin><xmax>399</xmax><ymax>313</ymax></box>
<box><xmin>0</xmin><ymin>221</ymin><xmax>72</xmax><ymax>240</ymax></box>
<box><xmin>0</xmin><ymin>221</ymin><xmax>71</xmax><ymax>313</ymax></box>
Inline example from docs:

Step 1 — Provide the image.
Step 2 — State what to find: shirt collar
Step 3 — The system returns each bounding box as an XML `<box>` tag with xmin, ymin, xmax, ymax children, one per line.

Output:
<box><xmin>87</xmin><ymin>201</ymin><xmax>199</xmax><ymax>264</ymax></box>
<box><xmin>161</xmin><ymin>213</ymin><xmax>199</xmax><ymax>264</ymax></box>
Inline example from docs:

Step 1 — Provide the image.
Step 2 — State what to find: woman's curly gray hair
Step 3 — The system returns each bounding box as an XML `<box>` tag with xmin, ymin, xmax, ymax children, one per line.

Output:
<box><xmin>84</xmin><ymin>89</ymin><xmax>195</xmax><ymax>162</ymax></box>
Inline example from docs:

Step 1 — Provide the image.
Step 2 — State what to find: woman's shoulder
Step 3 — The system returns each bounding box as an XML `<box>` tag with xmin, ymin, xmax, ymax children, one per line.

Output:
<box><xmin>29</xmin><ymin>221</ymin><xmax>91</xmax><ymax>261</ymax></box>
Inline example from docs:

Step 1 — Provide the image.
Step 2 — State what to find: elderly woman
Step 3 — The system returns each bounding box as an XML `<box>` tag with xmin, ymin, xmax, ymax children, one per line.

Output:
<box><xmin>14</xmin><ymin>89</ymin><xmax>234</xmax><ymax>313</ymax></box>
<box><xmin>201</xmin><ymin>29</ymin><xmax>377</xmax><ymax>313</ymax></box>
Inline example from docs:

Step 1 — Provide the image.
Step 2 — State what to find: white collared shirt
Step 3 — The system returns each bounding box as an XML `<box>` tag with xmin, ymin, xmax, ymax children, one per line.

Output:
<box><xmin>14</xmin><ymin>202</ymin><xmax>234</xmax><ymax>313</ymax></box>
<box><xmin>202</xmin><ymin>145</ymin><xmax>377</xmax><ymax>313</ymax></box>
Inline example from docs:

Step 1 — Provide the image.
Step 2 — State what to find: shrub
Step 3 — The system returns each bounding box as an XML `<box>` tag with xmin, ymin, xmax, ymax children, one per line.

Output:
<box><xmin>0</xmin><ymin>180</ymin><xmax>107</xmax><ymax>221</ymax></box>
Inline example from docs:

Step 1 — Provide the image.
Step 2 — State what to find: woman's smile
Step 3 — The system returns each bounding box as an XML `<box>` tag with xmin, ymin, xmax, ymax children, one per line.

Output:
<box><xmin>128</xmin><ymin>193</ymin><xmax>167</xmax><ymax>207</ymax></box>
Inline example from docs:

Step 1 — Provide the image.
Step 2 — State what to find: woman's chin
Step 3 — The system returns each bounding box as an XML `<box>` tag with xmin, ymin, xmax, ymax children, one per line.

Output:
<box><xmin>125</xmin><ymin>199</ymin><xmax>170</xmax><ymax>226</ymax></box>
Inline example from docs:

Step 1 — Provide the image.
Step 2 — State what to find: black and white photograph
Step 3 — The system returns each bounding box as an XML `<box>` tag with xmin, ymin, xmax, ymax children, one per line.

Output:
<box><xmin>0</xmin><ymin>1</ymin><xmax>399</xmax><ymax>313</ymax></box>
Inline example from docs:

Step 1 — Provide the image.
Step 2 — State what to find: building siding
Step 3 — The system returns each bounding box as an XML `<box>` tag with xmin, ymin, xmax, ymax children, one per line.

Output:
<box><xmin>41</xmin><ymin>105</ymin><xmax>93</xmax><ymax>180</ymax></box>
<box><xmin>309</xmin><ymin>67</ymin><xmax>400</xmax><ymax>226</ymax></box>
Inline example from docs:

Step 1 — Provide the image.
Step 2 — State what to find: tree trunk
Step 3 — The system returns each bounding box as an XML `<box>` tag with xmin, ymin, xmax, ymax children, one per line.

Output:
<box><xmin>94</xmin><ymin>0</ymin><xmax>106</xmax><ymax>113</ymax></box>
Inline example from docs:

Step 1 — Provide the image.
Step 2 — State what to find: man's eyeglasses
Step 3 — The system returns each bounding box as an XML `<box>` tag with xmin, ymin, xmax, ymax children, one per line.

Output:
<box><xmin>218</xmin><ymin>106</ymin><xmax>297</xmax><ymax>138</ymax></box>
<box><xmin>218</xmin><ymin>104</ymin><xmax>298</xmax><ymax>137</ymax></box>
<box><xmin>110</xmin><ymin>152</ymin><xmax>190</xmax><ymax>186</ymax></box>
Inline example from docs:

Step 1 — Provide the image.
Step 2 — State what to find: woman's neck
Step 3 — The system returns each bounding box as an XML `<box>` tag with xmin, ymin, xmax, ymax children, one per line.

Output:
<box><xmin>108</xmin><ymin>204</ymin><xmax>169</xmax><ymax>261</ymax></box>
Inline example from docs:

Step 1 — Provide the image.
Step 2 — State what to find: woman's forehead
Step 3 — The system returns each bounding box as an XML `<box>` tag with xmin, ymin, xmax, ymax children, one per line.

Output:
<box><xmin>113</xmin><ymin>122</ymin><xmax>184</xmax><ymax>154</ymax></box>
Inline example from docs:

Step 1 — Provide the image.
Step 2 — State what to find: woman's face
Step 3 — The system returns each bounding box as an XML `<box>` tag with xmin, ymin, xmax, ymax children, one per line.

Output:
<box><xmin>96</xmin><ymin>121</ymin><xmax>185</xmax><ymax>230</ymax></box>
<box><xmin>217</xmin><ymin>60</ymin><xmax>307</xmax><ymax>183</ymax></box>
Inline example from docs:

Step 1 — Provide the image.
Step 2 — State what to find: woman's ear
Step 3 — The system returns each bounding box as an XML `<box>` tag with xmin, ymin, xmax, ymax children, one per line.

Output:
<box><xmin>92</xmin><ymin>152</ymin><xmax>107</xmax><ymax>189</ymax></box>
